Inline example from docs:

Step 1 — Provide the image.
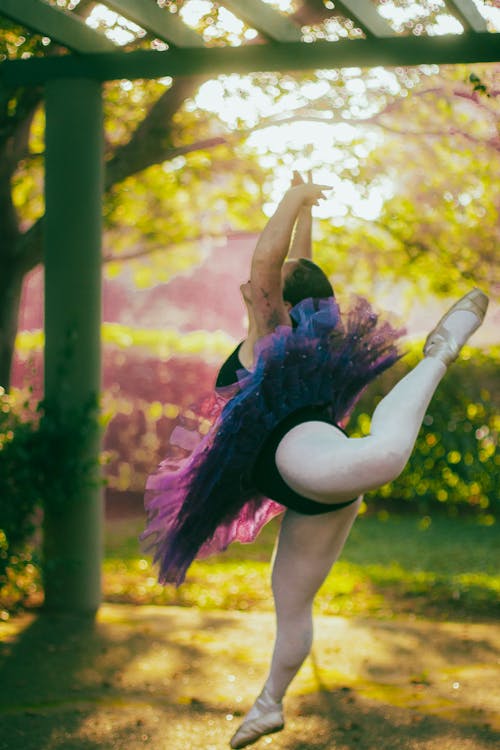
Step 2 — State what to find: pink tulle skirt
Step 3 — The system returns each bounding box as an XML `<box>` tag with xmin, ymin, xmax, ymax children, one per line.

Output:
<box><xmin>142</xmin><ymin>296</ymin><xmax>404</xmax><ymax>585</ymax></box>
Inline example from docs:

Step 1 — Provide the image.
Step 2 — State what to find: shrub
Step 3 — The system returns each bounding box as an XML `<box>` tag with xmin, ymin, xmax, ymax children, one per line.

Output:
<box><xmin>0</xmin><ymin>390</ymin><xmax>42</xmax><ymax>609</ymax></box>
<box><xmin>97</xmin><ymin>342</ymin><xmax>498</xmax><ymax>520</ymax></box>
<box><xmin>11</xmin><ymin>341</ymin><xmax>499</xmax><ymax>519</ymax></box>
<box><xmin>350</xmin><ymin>344</ymin><xmax>499</xmax><ymax>519</ymax></box>
<box><xmin>0</xmin><ymin>388</ymin><xmax>101</xmax><ymax>611</ymax></box>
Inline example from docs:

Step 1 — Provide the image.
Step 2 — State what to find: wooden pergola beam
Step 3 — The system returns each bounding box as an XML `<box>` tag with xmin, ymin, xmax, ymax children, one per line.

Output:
<box><xmin>220</xmin><ymin>0</ymin><xmax>302</xmax><ymax>41</ymax></box>
<box><xmin>103</xmin><ymin>0</ymin><xmax>205</xmax><ymax>47</ymax></box>
<box><xmin>334</xmin><ymin>0</ymin><xmax>397</xmax><ymax>37</ymax></box>
<box><xmin>445</xmin><ymin>0</ymin><xmax>489</xmax><ymax>33</ymax></box>
<box><xmin>0</xmin><ymin>0</ymin><xmax>116</xmax><ymax>53</ymax></box>
<box><xmin>2</xmin><ymin>33</ymin><xmax>498</xmax><ymax>86</ymax></box>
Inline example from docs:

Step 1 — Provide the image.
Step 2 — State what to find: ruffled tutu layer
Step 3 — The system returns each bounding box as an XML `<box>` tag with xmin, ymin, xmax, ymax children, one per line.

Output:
<box><xmin>142</xmin><ymin>296</ymin><xmax>405</xmax><ymax>585</ymax></box>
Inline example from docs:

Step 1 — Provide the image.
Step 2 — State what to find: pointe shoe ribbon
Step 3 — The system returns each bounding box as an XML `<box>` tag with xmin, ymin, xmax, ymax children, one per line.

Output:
<box><xmin>230</xmin><ymin>687</ymin><xmax>284</xmax><ymax>749</ymax></box>
<box><xmin>423</xmin><ymin>288</ymin><xmax>489</xmax><ymax>366</ymax></box>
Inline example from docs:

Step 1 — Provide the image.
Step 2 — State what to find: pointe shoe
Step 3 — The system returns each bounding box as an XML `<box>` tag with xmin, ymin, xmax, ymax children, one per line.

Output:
<box><xmin>423</xmin><ymin>288</ymin><xmax>489</xmax><ymax>366</ymax></box>
<box><xmin>230</xmin><ymin>687</ymin><xmax>284</xmax><ymax>749</ymax></box>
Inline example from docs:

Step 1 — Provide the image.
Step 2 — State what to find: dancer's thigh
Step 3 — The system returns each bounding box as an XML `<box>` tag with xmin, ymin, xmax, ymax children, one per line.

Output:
<box><xmin>275</xmin><ymin>421</ymin><xmax>405</xmax><ymax>504</ymax></box>
<box><xmin>271</xmin><ymin>501</ymin><xmax>361</xmax><ymax>614</ymax></box>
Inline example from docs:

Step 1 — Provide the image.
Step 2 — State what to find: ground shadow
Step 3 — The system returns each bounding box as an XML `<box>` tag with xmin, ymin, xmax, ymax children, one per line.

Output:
<box><xmin>0</xmin><ymin>604</ymin><xmax>498</xmax><ymax>750</ymax></box>
<box><xmin>277</xmin><ymin>686</ymin><xmax>499</xmax><ymax>750</ymax></box>
<box><xmin>0</xmin><ymin>606</ymin><xmax>235</xmax><ymax>750</ymax></box>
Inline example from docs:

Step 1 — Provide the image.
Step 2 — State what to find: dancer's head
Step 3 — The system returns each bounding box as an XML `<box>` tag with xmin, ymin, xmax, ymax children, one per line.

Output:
<box><xmin>282</xmin><ymin>258</ymin><xmax>334</xmax><ymax>307</ymax></box>
<box><xmin>240</xmin><ymin>259</ymin><xmax>334</xmax><ymax>314</ymax></box>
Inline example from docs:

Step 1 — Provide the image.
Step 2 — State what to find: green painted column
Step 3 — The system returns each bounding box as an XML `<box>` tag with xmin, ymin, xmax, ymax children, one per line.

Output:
<box><xmin>43</xmin><ymin>78</ymin><xmax>103</xmax><ymax>614</ymax></box>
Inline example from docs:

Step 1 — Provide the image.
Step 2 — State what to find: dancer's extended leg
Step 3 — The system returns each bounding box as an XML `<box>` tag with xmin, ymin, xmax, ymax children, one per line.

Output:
<box><xmin>229</xmin><ymin>499</ymin><xmax>361</xmax><ymax>749</ymax></box>
<box><xmin>276</xmin><ymin>289</ymin><xmax>488</xmax><ymax>505</ymax></box>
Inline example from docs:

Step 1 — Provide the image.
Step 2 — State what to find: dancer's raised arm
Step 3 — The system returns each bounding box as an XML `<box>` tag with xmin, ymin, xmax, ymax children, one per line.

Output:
<box><xmin>250</xmin><ymin>182</ymin><xmax>329</xmax><ymax>337</ymax></box>
<box><xmin>288</xmin><ymin>171</ymin><xmax>313</xmax><ymax>261</ymax></box>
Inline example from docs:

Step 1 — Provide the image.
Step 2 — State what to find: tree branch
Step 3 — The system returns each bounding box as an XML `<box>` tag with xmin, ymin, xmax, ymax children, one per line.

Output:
<box><xmin>12</xmin><ymin>71</ymin><xmax>500</xmax><ymax>276</ymax></box>
<box><xmin>105</xmin><ymin>75</ymin><xmax>208</xmax><ymax>190</ymax></box>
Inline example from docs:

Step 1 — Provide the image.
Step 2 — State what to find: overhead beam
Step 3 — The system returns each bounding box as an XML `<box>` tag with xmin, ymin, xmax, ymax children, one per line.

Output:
<box><xmin>445</xmin><ymin>0</ymin><xmax>489</xmax><ymax>32</ymax></box>
<box><xmin>0</xmin><ymin>0</ymin><xmax>116</xmax><ymax>53</ymax></box>
<box><xmin>335</xmin><ymin>0</ymin><xmax>397</xmax><ymax>37</ymax></box>
<box><xmin>1</xmin><ymin>33</ymin><xmax>499</xmax><ymax>85</ymax></box>
<box><xmin>104</xmin><ymin>0</ymin><xmax>205</xmax><ymax>47</ymax></box>
<box><xmin>220</xmin><ymin>0</ymin><xmax>302</xmax><ymax>41</ymax></box>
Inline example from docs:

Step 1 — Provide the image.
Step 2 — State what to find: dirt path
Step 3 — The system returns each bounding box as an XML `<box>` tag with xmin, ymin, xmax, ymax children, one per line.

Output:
<box><xmin>0</xmin><ymin>603</ymin><xmax>498</xmax><ymax>750</ymax></box>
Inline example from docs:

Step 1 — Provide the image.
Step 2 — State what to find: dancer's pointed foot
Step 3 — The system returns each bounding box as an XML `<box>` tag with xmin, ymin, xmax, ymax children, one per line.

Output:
<box><xmin>424</xmin><ymin>288</ymin><xmax>489</xmax><ymax>366</ymax></box>
<box><xmin>229</xmin><ymin>687</ymin><xmax>284</xmax><ymax>749</ymax></box>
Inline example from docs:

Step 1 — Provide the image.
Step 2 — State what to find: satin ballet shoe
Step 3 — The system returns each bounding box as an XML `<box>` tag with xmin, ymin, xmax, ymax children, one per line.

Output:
<box><xmin>230</xmin><ymin>687</ymin><xmax>284</xmax><ymax>749</ymax></box>
<box><xmin>423</xmin><ymin>288</ymin><xmax>489</xmax><ymax>366</ymax></box>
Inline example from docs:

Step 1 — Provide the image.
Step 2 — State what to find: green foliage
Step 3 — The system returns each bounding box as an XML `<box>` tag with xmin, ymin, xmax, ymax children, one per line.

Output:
<box><xmin>0</xmin><ymin>389</ymin><xmax>102</xmax><ymax>608</ymax></box>
<box><xmin>0</xmin><ymin>16</ymin><xmax>46</xmax><ymax>60</ymax></box>
<box><xmin>350</xmin><ymin>344</ymin><xmax>499</xmax><ymax>519</ymax></box>
<box><xmin>0</xmin><ymin>391</ymin><xmax>41</xmax><ymax>606</ymax></box>
<box><xmin>97</xmin><ymin>335</ymin><xmax>497</xmax><ymax>514</ymax></box>
<box><xmin>315</xmin><ymin>66</ymin><xmax>500</xmax><ymax>296</ymax></box>
<box><xmin>102</xmin><ymin>137</ymin><xmax>268</xmax><ymax>284</ymax></box>
<box><xmin>12</xmin><ymin>329</ymin><xmax>499</xmax><ymax>516</ymax></box>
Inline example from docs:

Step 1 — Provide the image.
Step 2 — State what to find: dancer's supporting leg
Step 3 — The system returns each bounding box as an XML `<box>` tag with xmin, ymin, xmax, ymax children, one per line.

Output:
<box><xmin>230</xmin><ymin>499</ymin><xmax>361</xmax><ymax>749</ymax></box>
<box><xmin>267</xmin><ymin>500</ymin><xmax>362</xmax><ymax>700</ymax></box>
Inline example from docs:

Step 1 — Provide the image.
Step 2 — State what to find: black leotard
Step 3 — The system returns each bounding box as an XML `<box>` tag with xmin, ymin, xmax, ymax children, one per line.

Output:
<box><xmin>215</xmin><ymin>342</ymin><xmax>246</xmax><ymax>388</ymax></box>
<box><xmin>216</xmin><ymin>344</ymin><xmax>358</xmax><ymax>515</ymax></box>
<box><xmin>252</xmin><ymin>406</ymin><xmax>357</xmax><ymax>515</ymax></box>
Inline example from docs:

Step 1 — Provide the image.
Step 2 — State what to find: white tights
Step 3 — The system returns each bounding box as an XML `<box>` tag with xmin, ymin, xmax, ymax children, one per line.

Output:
<box><xmin>265</xmin><ymin>498</ymin><xmax>361</xmax><ymax>701</ymax></box>
<box><xmin>253</xmin><ymin>302</ymin><xmax>483</xmax><ymax>707</ymax></box>
<box><xmin>264</xmin><ymin>356</ymin><xmax>447</xmax><ymax>703</ymax></box>
<box><xmin>275</xmin><ymin>357</ymin><xmax>447</xmax><ymax>505</ymax></box>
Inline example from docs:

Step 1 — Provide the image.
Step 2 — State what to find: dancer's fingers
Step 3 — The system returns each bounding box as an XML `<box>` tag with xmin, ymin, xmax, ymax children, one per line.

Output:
<box><xmin>308</xmin><ymin>183</ymin><xmax>332</xmax><ymax>202</ymax></box>
<box><xmin>287</xmin><ymin>182</ymin><xmax>332</xmax><ymax>206</ymax></box>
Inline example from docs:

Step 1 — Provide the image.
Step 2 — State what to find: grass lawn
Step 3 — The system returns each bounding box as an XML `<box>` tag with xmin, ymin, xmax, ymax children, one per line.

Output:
<box><xmin>104</xmin><ymin>513</ymin><xmax>500</xmax><ymax>622</ymax></box>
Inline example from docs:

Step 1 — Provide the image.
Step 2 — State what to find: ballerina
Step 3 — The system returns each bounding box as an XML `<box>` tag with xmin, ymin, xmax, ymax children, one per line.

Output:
<box><xmin>141</xmin><ymin>176</ymin><xmax>488</xmax><ymax>749</ymax></box>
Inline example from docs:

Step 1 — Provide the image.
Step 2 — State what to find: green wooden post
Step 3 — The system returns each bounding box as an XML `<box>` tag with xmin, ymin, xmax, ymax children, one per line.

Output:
<box><xmin>43</xmin><ymin>78</ymin><xmax>103</xmax><ymax>614</ymax></box>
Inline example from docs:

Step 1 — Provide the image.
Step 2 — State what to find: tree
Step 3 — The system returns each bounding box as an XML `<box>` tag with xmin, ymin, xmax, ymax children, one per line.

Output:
<box><xmin>185</xmin><ymin>62</ymin><xmax>499</xmax><ymax>298</ymax></box>
<box><xmin>315</xmin><ymin>65</ymin><xmax>500</xmax><ymax>297</ymax></box>
<box><xmin>0</xmin><ymin>11</ymin><xmax>270</xmax><ymax>390</ymax></box>
<box><xmin>2</xmin><ymin>4</ymin><xmax>499</xmax><ymax>388</ymax></box>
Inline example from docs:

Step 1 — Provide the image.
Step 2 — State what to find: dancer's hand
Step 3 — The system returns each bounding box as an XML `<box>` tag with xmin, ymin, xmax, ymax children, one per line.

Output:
<box><xmin>286</xmin><ymin>180</ymin><xmax>331</xmax><ymax>206</ymax></box>
<box><xmin>291</xmin><ymin>171</ymin><xmax>315</xmax><ymax>209</ymax></box>
<box><xmin>291</xmin><ymin>169</ymin><xmax>313</xmax><ymax>187</ymax></box>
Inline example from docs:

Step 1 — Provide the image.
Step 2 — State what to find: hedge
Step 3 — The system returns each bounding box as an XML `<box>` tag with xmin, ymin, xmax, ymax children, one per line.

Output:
<box><xmin>1</xmin><ymin>343</ymin><xmax>498</xmax><ymax>610</ymax></box>
<box><xmin>0</xmin><ymin>389</ymin><xmax>100</xmax><ymax>610</ymax></box>
<box><xmin>350</xmin><ymin>344</ymin><xmax>498</xmax><ymax>520</ymax></box>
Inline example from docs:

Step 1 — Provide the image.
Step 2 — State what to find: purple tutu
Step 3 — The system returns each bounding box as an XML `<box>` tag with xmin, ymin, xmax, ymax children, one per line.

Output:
<box><xmin>142</xmin><ymin>296</ymin><xmax>405</xmax><ymax>585</ymax></box>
